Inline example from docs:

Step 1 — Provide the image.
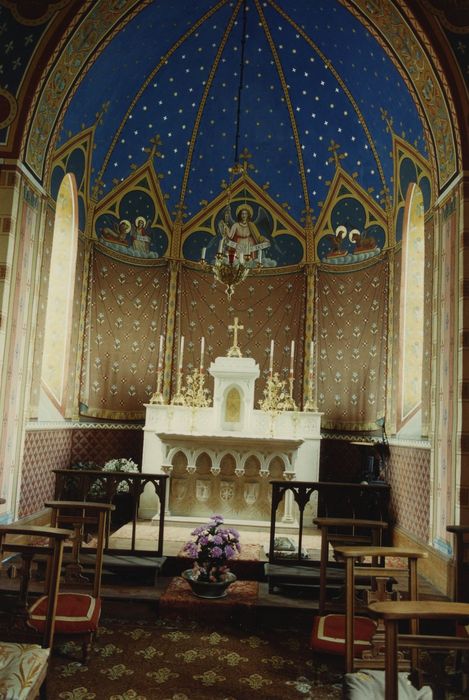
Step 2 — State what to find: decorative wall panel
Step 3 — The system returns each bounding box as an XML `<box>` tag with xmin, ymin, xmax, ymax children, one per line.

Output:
<box><xmin>316</xmin><ymin>256</ymin><xmax>389</xmax><ymax>429</ymax></box>
<box><xmin>79</xmin><ymin>247</ymin><xmax>169</xmax><ymax>419</ymax></box>
<box><xmin>175</xmin><ymin>266</ymin><xmax>307</xmax><ymax>408</ymax></box>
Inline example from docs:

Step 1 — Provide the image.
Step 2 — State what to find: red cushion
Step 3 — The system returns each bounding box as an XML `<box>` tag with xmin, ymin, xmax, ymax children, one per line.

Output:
<box><xmin>29</xmin><ymin>594</ymin><xmax>101</xmax><ymax>634</ymax></box>
<box><xmin>310</xmin><ymin>614</ymin><xmax>376</xmax><ymax>656</ymax></box>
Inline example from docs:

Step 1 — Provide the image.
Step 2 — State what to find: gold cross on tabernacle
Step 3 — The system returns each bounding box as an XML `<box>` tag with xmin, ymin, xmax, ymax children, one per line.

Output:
<box><xmin>227</xmin><ymin>317</ymin><xmax>244</xmax><ymax>357</ymax></box>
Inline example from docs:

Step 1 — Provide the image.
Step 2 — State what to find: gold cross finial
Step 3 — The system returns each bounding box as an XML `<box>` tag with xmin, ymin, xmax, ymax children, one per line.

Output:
<box><xmin>327</xmin><ymin>140</ymin><xmax>346</xmax><ymax>169</ymax></box>
<box><xmin>227</xmin><ymin>317</ymin><xmax>244</xmax><ymax>357</ymax></box>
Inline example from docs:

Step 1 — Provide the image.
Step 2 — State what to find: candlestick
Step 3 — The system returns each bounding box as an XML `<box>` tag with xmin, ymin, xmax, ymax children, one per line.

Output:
<box><xmin>290</xmin><ymin>339</ymin><xmax>295</xmax><ymax>373</ymax></box>
<box><xmin>200</xmin><ymin>336</ymin><xmax>205</xmax><ymax>370</ymax></box>
<box><xmin>158</xmin><ymin>334</ymin><xmax>164</xmax><ymax>369</ymax></box>
<box><xmin>269</xmin><ymin>339</ymin><xmax>274</xmax><ymax>375</ymax></box>
<box><xmin>178</xmin><ymin>335</ymin><xmax>185</xmax><ymax>370</ymax></box>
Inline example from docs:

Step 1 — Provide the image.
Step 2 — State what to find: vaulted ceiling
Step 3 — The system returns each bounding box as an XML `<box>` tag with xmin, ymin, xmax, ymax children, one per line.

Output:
<box><xmin>0</xmin><ymin>0</ymin><xmax>466</xmax><ymax>227</ymax></box>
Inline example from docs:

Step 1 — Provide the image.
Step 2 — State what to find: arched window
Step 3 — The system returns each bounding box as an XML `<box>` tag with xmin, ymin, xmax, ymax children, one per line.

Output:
<box><xmin>398</xmin><ymin>183</ymin><xmax>425</xmax><ymax>435</ymax></box>
<box><xmin>40</xmin><ymin>174</ymin><xmax>78</xmax><ymax>417</ymax></box>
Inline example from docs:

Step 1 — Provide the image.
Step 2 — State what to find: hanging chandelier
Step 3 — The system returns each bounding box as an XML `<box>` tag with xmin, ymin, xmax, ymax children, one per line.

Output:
<box><xmin>200</xmin><ymin>0</ymin><xmax>258</xmax><ymax>302</ymax></box>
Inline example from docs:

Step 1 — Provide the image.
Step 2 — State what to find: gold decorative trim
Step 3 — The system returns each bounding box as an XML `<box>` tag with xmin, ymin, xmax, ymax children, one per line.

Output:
<box><xmin>0</xmin><ymin>88</ymin><xmax>17</xmax><ymax>129</ymax></box>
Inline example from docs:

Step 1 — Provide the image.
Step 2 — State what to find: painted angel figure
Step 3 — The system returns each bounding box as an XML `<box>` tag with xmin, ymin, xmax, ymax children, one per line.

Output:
<box><xmin>219</xmin><ymin>204</ymin><xmax>270</xmax><ymax>261</ymax></box>
<box><xmin>132</xmin><ymin>215</ymin><xmax>151</xmax><ymax>254</ymax></box>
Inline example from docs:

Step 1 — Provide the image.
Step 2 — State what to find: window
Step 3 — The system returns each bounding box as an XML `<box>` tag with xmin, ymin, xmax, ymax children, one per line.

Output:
<box><xmin>398</xmin><ymin>183</ymin><xmax>425</xmax><ymax>435</ymax></box>
<box><xmin>40</xmin><ymin>174</ymin><xmax>78</xmax><ymax>417</ymax></box>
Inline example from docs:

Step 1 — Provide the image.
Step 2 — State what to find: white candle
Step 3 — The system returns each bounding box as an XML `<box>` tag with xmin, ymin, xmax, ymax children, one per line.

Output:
<box><xmin>290</xmin><ymin>339</ymin><xmax>295</xmax><ymax>373</ymax></box>
<box><xmin>200</xmin><ymin>336</ymin><xmax>205</xmax><ymax>370</ymax></box>
<box><xmin>218</xmin><ymin>238</ymin><xmax>223</xmax><ymax>254</ymax></box>
<box><xmin>269</xmin><ymin>339</ymin><xmax>274</xmax><ymax>374</ymax></box>
<box><xmin>178</xmin><ymin>335</ymin><xmax>185</xmax><ymax>370</ymax></box>
<box><xmin>201</xmin><ymin>247</ymin><xmax>206</xmax><ymax>260</ymax></box>
<box><xmin>258</xmin><ymin>248</ymin><xmax>262</xmax><ymax>264</ymax></box>
<box><xmin>158</xmin><ymin>334</ymin><xmax>164</xmax><ymax>369</ymax></box>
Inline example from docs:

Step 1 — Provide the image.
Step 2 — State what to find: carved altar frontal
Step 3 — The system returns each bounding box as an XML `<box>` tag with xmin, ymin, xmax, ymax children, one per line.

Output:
<box><xmin>141</xmin><ymin>356</ymin><xmax>321</xmax><ymax>525</ymax></box>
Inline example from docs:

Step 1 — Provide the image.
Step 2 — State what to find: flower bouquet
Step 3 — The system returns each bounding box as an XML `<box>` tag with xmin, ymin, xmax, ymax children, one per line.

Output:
<box><xmin>183</xmin><ymin>514</ymin><xmax>241</xmax><ymax>583</ymax></box>
<box><xmin>88</xmin><ymin>458</ymin><xmax>139</xmax><ymax>498</ymax></box>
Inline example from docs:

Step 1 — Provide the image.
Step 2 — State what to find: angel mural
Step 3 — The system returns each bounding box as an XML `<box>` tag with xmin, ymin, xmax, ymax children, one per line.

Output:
<box><xmin>319</xmin><ymin>224</ymin><xmax>383</xmax><ymax>265</ymax></box>
<box><xmin>132</xmin><ymin>216</ymin><xmax>152</xmax><ymax>254</ymax></box>
<box><xmin>96</xmin><ymin>214</ymin><xmax>162</xmax><ymax>259</ymax></box>
<box><xmin>217</xmin><ymin>203</ymin><xmax>276</xmax><ymax>267</ymax></box>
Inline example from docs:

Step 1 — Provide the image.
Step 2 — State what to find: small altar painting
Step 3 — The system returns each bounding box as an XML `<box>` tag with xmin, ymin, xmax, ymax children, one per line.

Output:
<box><xmin>224</xmin><ymin>387</ymin><xmax>242</xmax><ymax>424</ymax></box>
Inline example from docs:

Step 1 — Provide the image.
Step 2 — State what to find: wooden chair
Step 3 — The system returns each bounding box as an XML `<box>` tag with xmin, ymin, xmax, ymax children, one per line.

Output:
<box><xmin>446</xmin><ymin>525</ymin><xmax>469</xmax><ymax>602</ymax></box>
<box><xmin>330</xmin><ymin>545</ymin><xmax>427</xmax><ymax>673</ymax></box>
<box><xmin>0</xmin><ymin>524</ymin><xmax>71</xmax><ymax>699</ymax></box>
<box><xmin>343</xmin><ymin>600</ymin><xmax>469</xmax><ymax>699</ymax></box>
<box><xmin>28</xmin><ymin>501</ymin><xmax>114</xmax><ymax>664</ymax></box>
<box><xmin>313</xmin><ymin>517</ymin><xmax>389</xmax><ymax>615</ymax></box>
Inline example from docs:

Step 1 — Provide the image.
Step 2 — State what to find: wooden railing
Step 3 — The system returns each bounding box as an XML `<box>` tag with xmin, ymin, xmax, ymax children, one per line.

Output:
<box><xmin>52</xmin><ymin>469</ymin><xmax>168</xmax><ymax>557</ymax></box>
<box><xmin>268</xmin><ymin>480</ymin><xmax>391</xmax><ymax>567</ymax></box>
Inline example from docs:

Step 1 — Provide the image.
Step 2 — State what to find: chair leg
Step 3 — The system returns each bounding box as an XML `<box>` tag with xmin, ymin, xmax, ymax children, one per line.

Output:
<box><xmin>82</xmin><ymin>635</ymin><xmax>92</xmax><ymax>665</ymax></box>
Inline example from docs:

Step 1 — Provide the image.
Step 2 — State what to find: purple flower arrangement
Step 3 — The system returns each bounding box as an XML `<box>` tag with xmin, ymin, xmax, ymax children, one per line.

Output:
<box><xmin>183</xmin><ymin>514</ymin><xmax>241</xmax><ymax>582</ymax></box>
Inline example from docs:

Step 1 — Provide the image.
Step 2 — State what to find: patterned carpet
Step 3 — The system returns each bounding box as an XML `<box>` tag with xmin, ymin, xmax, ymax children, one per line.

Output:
<box><xmin>48</xmin><ymin>615</ymin><xmax>344</xmax><ymax>700</ymax></box>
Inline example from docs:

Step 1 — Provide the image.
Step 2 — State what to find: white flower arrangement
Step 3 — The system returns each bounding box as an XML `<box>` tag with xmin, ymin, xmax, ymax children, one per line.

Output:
<box><xmin>89</xmin><ymin>458</ymin><xmax>140</xmax><ymax>497</ymax></box>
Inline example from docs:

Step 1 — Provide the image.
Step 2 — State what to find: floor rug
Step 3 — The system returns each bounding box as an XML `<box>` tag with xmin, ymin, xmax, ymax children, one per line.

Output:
<box><xmin>159</xmin><ymin>576</ymin><xmax>259</xmax><ymax>623</ymax></box>
<box><xmin>48</xmin><ymin>616</ymin><xmax>344</xmax><ymax>700</ymax></box>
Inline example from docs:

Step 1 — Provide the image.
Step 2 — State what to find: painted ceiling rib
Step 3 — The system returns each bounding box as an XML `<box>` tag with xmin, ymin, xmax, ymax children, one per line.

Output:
<box><xmin>268</xmin><ymin>0</ymin><xmax>388</xmax><ymax>201</ymax></box>
<box><xmin>96</xmin><ymin>0</ymin><xmax>230</xmax><ymax>194</ymax></box>
<box><xmin>255</xmin><ymin>0</ymin><xmax>310</xmax><ymax>215</ymax></box>
<box><xmin>177</xmin><ymin>0</ymin><xmax>244</xmax><ymax>217</ymax></box>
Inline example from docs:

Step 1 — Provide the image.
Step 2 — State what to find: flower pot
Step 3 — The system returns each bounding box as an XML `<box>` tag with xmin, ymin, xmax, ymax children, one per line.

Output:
<box><xmin>181</xmin><ymin>569</ymin><xmax>237</xmax><ymax>599</ymax></box>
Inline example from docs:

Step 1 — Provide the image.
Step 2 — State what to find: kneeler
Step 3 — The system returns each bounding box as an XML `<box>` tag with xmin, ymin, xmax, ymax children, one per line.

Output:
<box><xmin>310</xmin><ymin>567</ymin><xmax>393</xmax><ymax>659</ymax></box>
<box><xmin>28</xmin><ymin>501</ymin><xmax>114</xmax><ymax>664</ymax></box>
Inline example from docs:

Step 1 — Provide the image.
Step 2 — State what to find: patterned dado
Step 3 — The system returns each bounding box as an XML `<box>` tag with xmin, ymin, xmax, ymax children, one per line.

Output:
<box><xmin>19</xmin><ymin>428</ymin><xmax>72</xmax><ymax>517</ymax></box>
<box><xmin>387</xmin><ymin>443</ymin><xmax>431</xmax><ymax>543</ymax></box>
<box><xmin>20</xmin><ymin>425</ymin><xmax>144</xmax><ymax>517</ymax></box>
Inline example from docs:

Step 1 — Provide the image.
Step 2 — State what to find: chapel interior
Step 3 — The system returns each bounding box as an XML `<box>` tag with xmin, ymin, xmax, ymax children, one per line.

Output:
<box><xmin>0</xmin><ymin>0</ymin><xmax>468</xmax><ymax>697</ymax></box>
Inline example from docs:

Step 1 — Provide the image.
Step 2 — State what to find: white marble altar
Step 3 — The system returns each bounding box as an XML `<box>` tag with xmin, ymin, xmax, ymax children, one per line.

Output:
<box><xmin>140</xmin><ymin>355</ymin><xmax>321</xmax><ymax>524</ymax></box>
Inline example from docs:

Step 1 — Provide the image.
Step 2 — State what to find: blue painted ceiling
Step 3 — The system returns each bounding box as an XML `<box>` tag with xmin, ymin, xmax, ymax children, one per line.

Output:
<box><xmin>57</xmin><ymin>0</ymin><xmax>427</xmax><ymax>223</ymax></box>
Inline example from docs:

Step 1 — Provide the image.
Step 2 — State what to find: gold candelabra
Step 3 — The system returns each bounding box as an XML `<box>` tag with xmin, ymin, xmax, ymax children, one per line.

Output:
<box><xmin>259</xmin><ymin>372</ymin><xmax>288</xmax><ymax>413</ymax></box>
<box><xmin>179</xmin><ymin>368</ymin><xmax>212</xmax><ymax>408</ymax></box>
